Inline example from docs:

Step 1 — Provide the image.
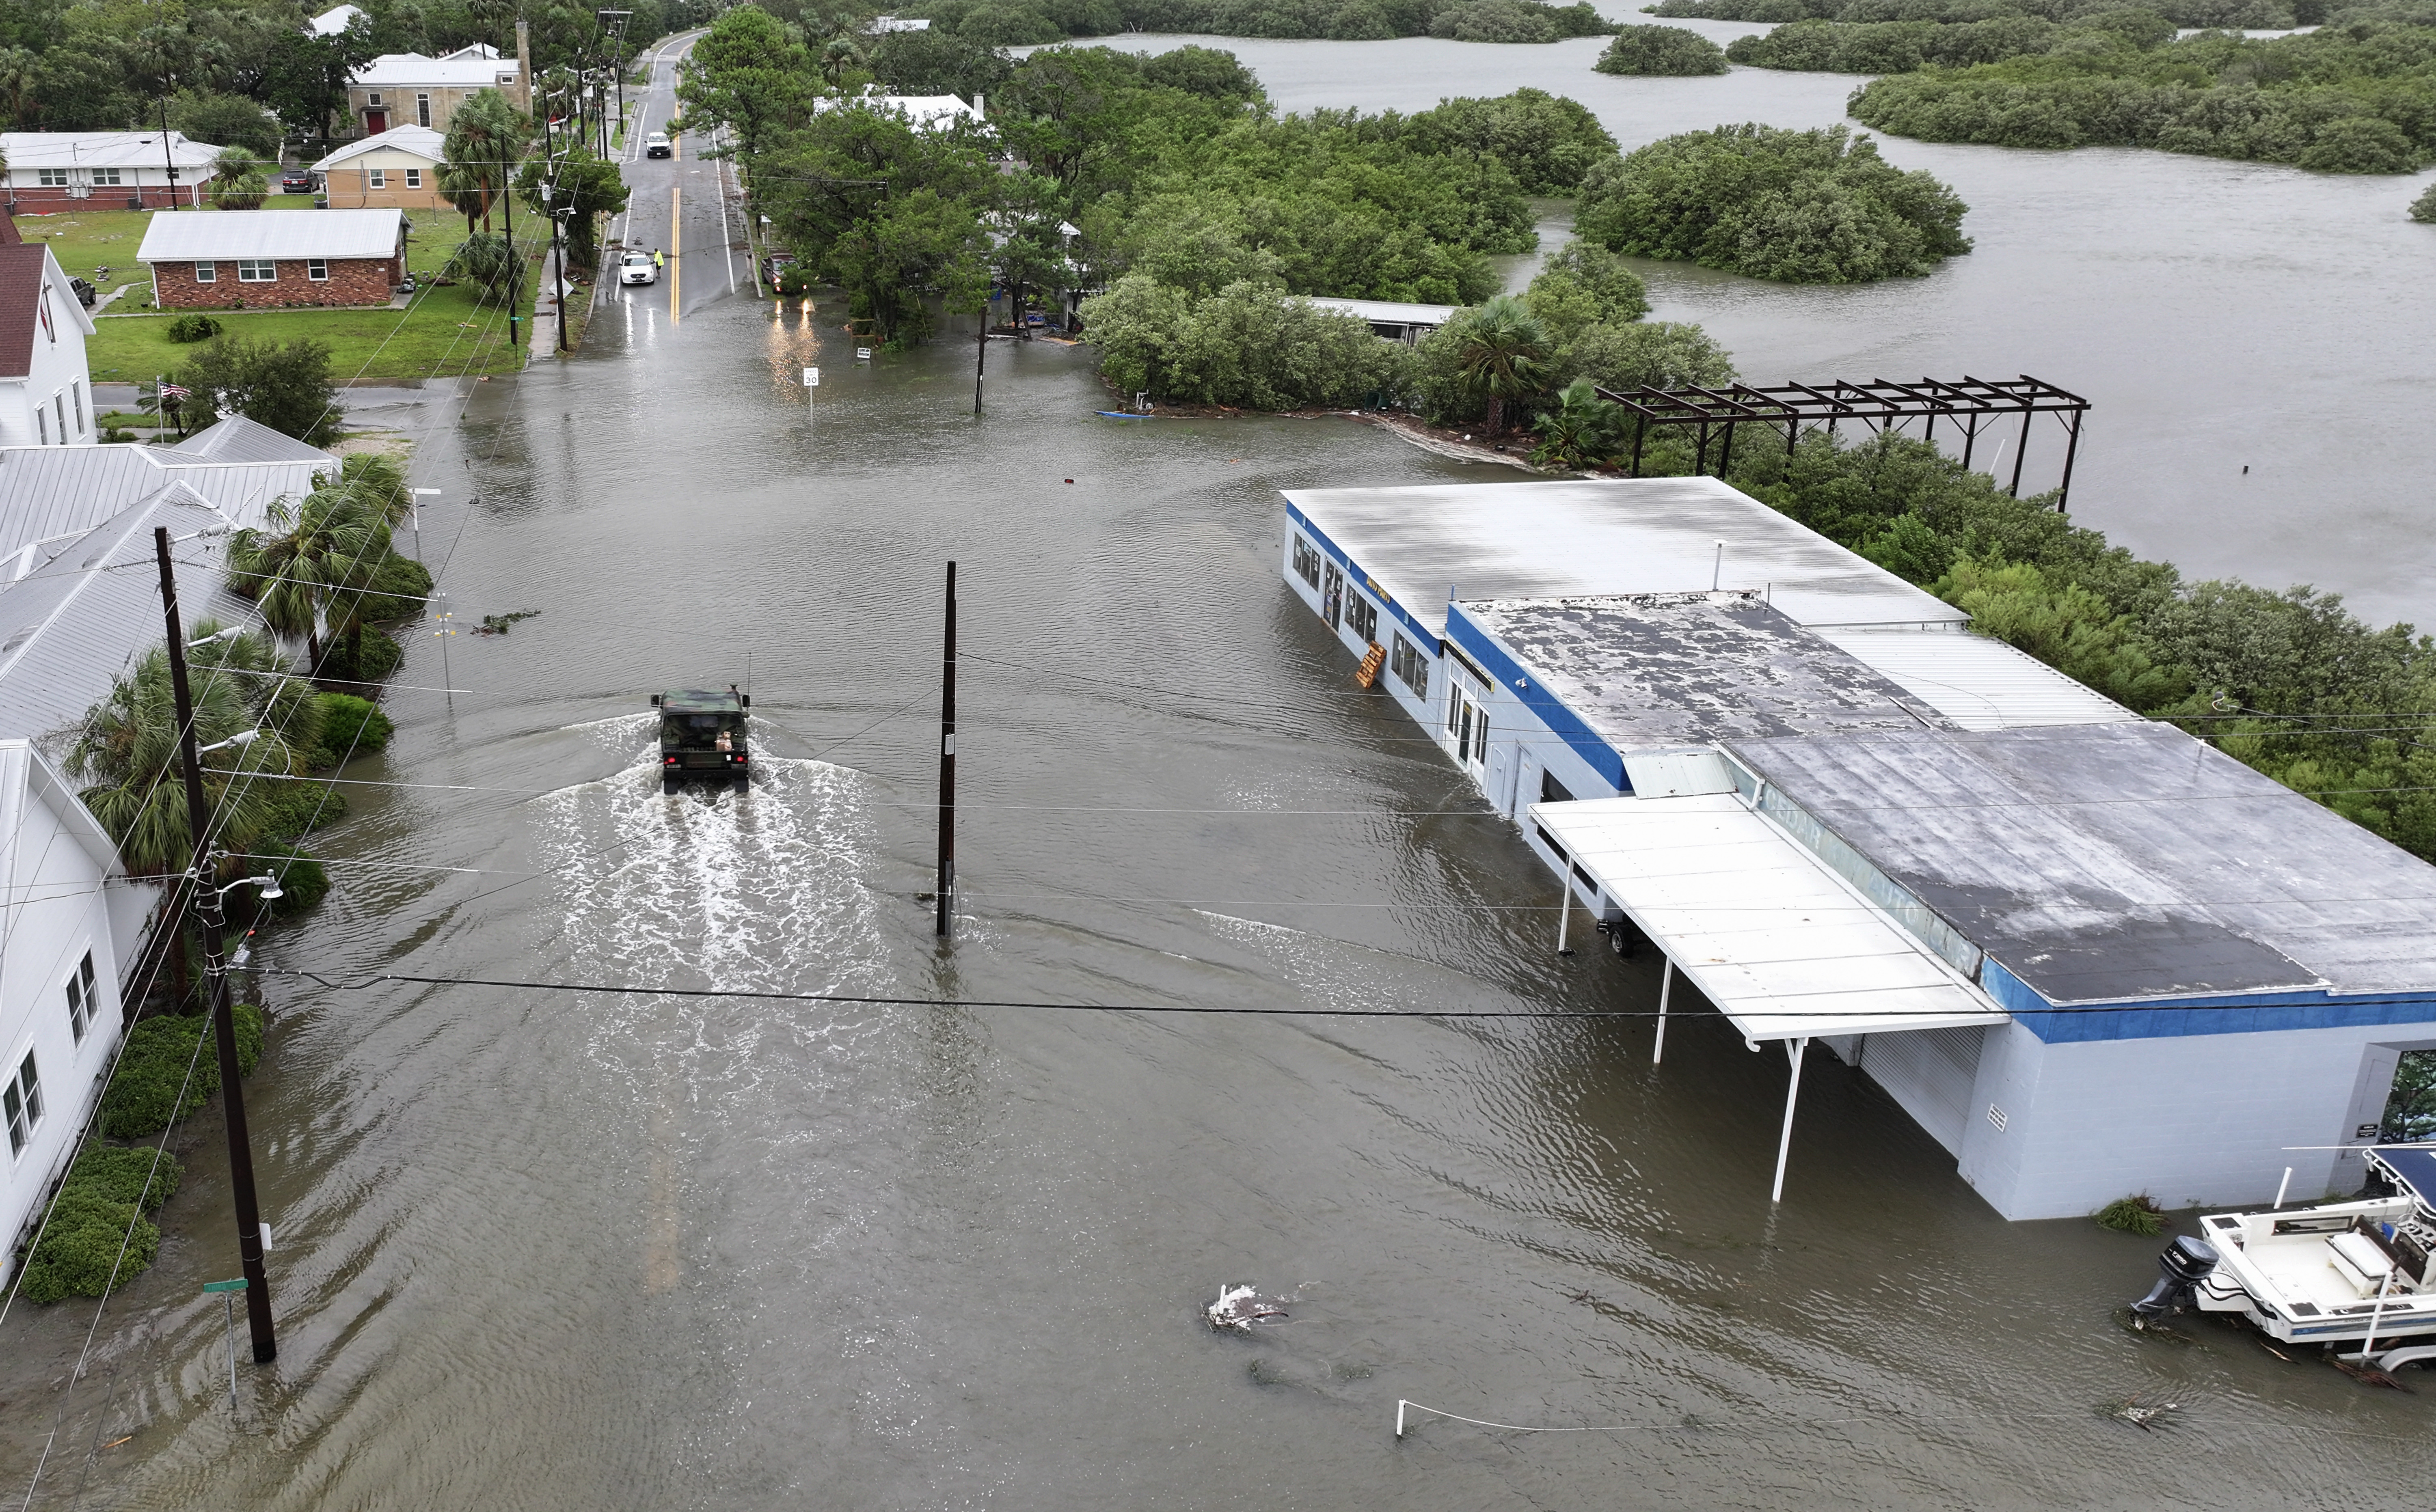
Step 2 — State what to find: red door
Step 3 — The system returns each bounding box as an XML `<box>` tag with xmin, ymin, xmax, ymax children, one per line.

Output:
<box><xmin>365</xmin><ymin>110</ymin><xmax>388</xmax><ymax>134</ymax></box>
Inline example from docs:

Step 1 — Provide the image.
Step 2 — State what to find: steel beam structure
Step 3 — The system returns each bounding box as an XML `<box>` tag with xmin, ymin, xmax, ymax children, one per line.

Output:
<box><xmin>1594</xmin><ymin>374</ymin><xmax>2091</xmax><ymax>513</ymax></box>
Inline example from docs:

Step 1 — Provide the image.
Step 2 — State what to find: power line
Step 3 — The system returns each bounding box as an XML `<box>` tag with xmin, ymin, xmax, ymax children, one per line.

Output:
<box><xmin>257</xmin><ymin>967</ymin><xmax>2436</xmax><ymax>1019</ymax></box>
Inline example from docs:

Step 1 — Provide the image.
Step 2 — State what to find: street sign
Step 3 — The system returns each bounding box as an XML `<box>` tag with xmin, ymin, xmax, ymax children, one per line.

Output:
<box><xmin>803</xmin><ymin>367</ymin><xmax>819</xmax><ymax>387</ymax></box>
<box><xmin>856</xmin><ymin>347</ymin><xmax>872</xmax><ymax>361</ymax></box>
<box><xmin>202</xmin><ymin>1278</ymin><xmax>247</xmax><ymax>1293</ymax></box>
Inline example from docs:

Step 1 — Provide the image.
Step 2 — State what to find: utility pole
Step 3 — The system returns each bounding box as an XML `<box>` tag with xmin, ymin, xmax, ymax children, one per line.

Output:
<box><xmin>153</xmin><ymin>527</ymin><xmax>275</xmax><ymax>1364</ymax></box>
<box><xmin>974</xmin><ymin>322</ymin><xmax>985</xmax><ymax>415</ymax></box>
<box><xmin>542</xmin><ymin>95</ymin><xmax>568</xmax><ymax>354</ymax></box>
<box><xmin>599</xmin><ymin>11</ymin><xmax>631</xmax><ymax>156</ymax></box>
<box><xmin>935</xmin><ymin>562</ymin><xmax>956</xmax><ymax>939</ymax></box>
<box><xmin>501</xmin><ymin>140</ymin><xmax>521</xmax><ymax>348</ymax></box>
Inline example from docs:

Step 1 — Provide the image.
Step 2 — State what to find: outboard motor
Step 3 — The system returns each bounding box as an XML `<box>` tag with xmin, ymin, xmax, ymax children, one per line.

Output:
<box><xmin>2130</xmin><ymin>1235</ymin><xmax>2220</xmax><ymax>1320</ymax></box>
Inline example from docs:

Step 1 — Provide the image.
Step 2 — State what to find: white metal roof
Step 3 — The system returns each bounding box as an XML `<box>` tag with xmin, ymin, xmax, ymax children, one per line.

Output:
<box><xmin>0</xmin><ymin>438</ymin><xmax>330</xmax><ymax>567</ymax></box>
<box><xmin>1</xmin><ymin>132</ymin><xmax>222</xmax><ymax>170</ymax></box>
<box><xmin>1285</xmin><ymin>477</ymin><xmax>1970</xmax><ymax>640</ymax></box>
<box><xmin>313</xmin><ymin>124</ymin><xmax>446</xmax><ymax>170</ymax></box>
<box><xmin>309</xmin><ymin>3</ymin><xmax>366</xmax><ymax>35</ymax></box>
<box><xmin>137</xmin><ymin>208</ymin><xmax>403</xmax><ymax>263</ymax></box>
<box><xmin>816</xmin><ymin>94</ymin><xmax>980</xmax><ymax>129</ymax></box>
<box><xmin>1306</xmin><ymin>297</ymin><xmax>1458</xmax><ymax>326</ymax></box>
<box><xmin>1531</xmin><ymin>793</ymin><xmax>2008</xmax><ymax>1042</ymax></box>
<box><xmin>1818</xmin><ymin>627</ymin><xmax>2140</xmax><ymax>731</ymax></box>
<box><xmin>353</xmin><ymin>50</ymin><xmax>520</xmax><ymax>87</ymax></box>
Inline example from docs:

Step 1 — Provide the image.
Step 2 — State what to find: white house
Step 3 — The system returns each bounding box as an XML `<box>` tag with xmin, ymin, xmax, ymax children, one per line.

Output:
<box><xmin>815</xmin><ymin>91</ymin><xmax>986</xmax><ymax>131</ymax></box>
<box><xmin>311</xmin><ymin>124</ymin><xmax>449</xmax><ymax>209</ymax></box>
<box><xmin>0</xmin><ymin>131</ymin><xmax>220</xmax><ymax>212</ymax></box>
<box><xmin>0</xmin><ymin>739</ymin><xmax>158</xmax><ymax>1290</ymax></box>
<box><xmin>0</xmin><ymin>235</ymin><xmax>95</xmax><ymax>449</ymax></box>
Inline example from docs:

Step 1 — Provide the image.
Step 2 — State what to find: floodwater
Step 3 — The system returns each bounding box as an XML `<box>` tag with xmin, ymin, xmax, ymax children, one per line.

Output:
<box><xmin>5</xmin><ymin>32</ymin><xmax>2433</xmax><ymax>1512</ymax></box>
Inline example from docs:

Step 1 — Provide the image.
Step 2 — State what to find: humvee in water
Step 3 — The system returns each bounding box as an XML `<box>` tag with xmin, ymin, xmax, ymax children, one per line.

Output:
<box><xmin>652</xmin><ymin>687</ymin><xmax>751</xmax><ymax>792</ymax></box>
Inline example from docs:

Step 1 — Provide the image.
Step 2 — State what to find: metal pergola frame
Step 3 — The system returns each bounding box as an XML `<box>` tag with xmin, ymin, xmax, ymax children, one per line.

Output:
<box><xmin>1593</xmin><ymin>374</ymin><xmax>2092</xmax><ymax>513</ymax></box>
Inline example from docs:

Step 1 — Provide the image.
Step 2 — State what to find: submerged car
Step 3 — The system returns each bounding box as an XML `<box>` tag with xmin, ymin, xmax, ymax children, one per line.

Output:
<box><xmin>645</xmin><ymin>132</ymin><xmax>672</xmax><ymax>158</ymax></box>
<box><xmin>619</xmin><ymin>251</ymin><xmax>657</xmax><ymax>286</ymax></box>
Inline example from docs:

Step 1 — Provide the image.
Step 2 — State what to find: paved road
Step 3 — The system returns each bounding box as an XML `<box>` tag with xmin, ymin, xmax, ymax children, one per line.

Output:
<box><xmin>598</xmin><ymin>30</ymin><xmax>754</xmax><ymax>328</ymax></box>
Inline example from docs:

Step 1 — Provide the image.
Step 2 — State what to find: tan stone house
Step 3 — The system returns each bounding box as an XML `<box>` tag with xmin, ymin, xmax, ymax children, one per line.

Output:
<box><xmin>136</xmin><ymin>209</ymin><xmax>406</xmax><ymax>311</ymax></box>
<box><xmin>312</xmin><ymin>125</ymin><xmax>448</xmax><ymax>210</ymax></box>
<box><xmin>347</xmin><ymin>45</ymin><xmax>520</xmax><ymax>137</ymax></box>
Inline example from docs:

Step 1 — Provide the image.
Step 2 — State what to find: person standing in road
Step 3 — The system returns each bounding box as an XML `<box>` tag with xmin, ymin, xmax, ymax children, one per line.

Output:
<box><xmin>654</xmin><ymin>248</ymin><xmax>665</xmax><ymax>272</ymax></box>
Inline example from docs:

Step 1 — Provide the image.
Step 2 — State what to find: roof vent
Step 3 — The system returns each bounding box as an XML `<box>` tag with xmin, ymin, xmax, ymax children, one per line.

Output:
<box><xmin>2</xmin><ymin>627</ymin><xmax>34</xmax><ymax>654</ymax></box>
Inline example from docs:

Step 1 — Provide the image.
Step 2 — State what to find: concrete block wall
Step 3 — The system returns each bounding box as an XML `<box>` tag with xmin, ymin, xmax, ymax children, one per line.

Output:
<box><xmin>152</xmin><ymin>255</ymin><xmax>397</xmax><ymax>311</ymax></box>
<box><xmin>1954</xmin><ymin>1019</ymin><xmax>2436</xmax><ymax>1220</ymax></box>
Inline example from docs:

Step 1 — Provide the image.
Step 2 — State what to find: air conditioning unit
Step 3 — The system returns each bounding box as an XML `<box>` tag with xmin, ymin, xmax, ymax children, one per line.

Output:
<box><xmin>67</xmin><ymin>185</ymin><xmax>89</xmax><ymax>199</ymax></box>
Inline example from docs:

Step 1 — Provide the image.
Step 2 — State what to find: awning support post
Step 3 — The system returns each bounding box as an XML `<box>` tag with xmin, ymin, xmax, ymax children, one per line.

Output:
<box><xmin>1771</xmin><ymin>1037</ymin><xmax>1808</xmax><ymax>1204</ymax></box>
<box><xmin>1652</xmin><ymin>957</ymin><xmax>1673</xmax><ymax>1065</ymax></box>
<box><xmin>1555</xmin><ymin>878</ymin><xmax>1572</xmax><ymax>955</ymax></box>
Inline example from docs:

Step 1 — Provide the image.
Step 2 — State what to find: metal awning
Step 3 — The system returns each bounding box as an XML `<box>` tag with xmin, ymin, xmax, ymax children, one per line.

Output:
<box><xmin>1531</xmin><ymin>793</ymin><xmax>2008</xmax><ymax>1203</ymax></box>
<box><xmin>1532</xmin><ymin>794</ymin><xmax>2006</xmax><ymax>1042</ymax></box>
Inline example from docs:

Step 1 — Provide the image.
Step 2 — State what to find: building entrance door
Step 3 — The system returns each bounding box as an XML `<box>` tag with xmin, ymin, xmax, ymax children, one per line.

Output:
<box><xmin>365</xmin><ymin>110</ymin><xmax>389</xmax><ymax>133</ymax></box>
<box><xmin>1449</xmin><ymin>690</ymin><xmax>1487</xmax><ymax>774</ymax></box>
<box><xmin>1321</xmin><ymin>563</ymin><xmax>1343</xmax><ymax>630</ymax></box>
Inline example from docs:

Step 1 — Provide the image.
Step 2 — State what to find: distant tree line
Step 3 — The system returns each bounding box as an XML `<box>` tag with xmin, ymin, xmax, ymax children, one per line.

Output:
<box><xmin>1723</xmin><ymin>7</ymin><xmax>2175</xmax><ymax>71</ymax></box>
<box><xmin>1847</xmin><ymin>19</ymin><xmax>2436</xmax><ymax>171</ymax></box>
<box><xmin>896</xmin><ymin>0</ymin><xmax>1615</xmax><ymax>46</ymax></box>
<box><xmin>1650</xmin><ymin>0</ymin><xmax>2328</xmax><ymax>28</ymax></box>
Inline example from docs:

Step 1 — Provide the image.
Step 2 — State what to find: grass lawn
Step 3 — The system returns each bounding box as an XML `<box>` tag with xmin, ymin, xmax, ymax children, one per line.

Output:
<box><xmin>24</xmin><ymin>204</ymin><xmax>547</xmax><ymax>383</ymax></box>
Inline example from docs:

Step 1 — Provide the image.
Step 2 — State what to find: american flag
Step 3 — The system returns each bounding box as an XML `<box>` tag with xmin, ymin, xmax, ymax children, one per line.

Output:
<box><xmin>158</xmin><ymin>382</ymin><xmax>191</xmax><ymax>399</ymax></box>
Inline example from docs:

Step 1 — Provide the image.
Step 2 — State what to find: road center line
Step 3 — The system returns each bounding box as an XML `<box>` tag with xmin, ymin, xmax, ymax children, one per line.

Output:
<box><xmin>670</xmin><ymin>182</ymin><xmax>682</xmax><ymax>322</ymax></box>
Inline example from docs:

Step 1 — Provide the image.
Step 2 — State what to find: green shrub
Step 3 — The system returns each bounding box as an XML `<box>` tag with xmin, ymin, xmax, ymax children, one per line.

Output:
<box><xmin>14</xmin><ymin>1192</ymin><xmax>158</xmax><ymax>1303</ymax></box>
<box><xmin>166</xmin><ymin>313</ymin><xmax>224</xmax><ymax>343</ymax></box>
<box><xmin>1573</xmin><ymin>123</ymin><xmax>1972</xmax><ymax>283</ymax></box>
<box><xmin>2096</xmin><ymin>1194</ymin><xmax>2168</xmax><ymax>1236</ymax></box>
<box><xmin>97</xmin><ymin>1005</ymin><xmax>266</xmax><ymax>1138</ymax></box>
<box><xmin>773</xmin><ymin>263</ymin><xmax>817</xmax><ymax>297</ymax></box>
<box><xmin>318</xmin><ymin>627</ymin><xmax>404</xmax><ymax>683</ymax></box>
<box><xmin>1597</xmin><ymin>23</ymin><xmax>1732</xmax><ymax>73</ymax></box>
<box><xmin>314</xmin><ymin>692</ymin><xmax>395</xmax><ymax>767</ymax></box>
<box><xmin>255</xmin><ymin>777</ymin><xmax>347</xmax><ymax>841</ymax></box>
<box><xmin>2414</xmin><ymin>181</ymin><xmax>2436</xmax><ymax>220</ymax></box>
<box><xmin>60</xmin><ymin>1143</ymin><xmax>183</xmax><ymax>1212</ymax></box>
<box><xmin>253</xmin><ymin>843</ymin><xmax>331</xmax><ymax>921</ymax></box>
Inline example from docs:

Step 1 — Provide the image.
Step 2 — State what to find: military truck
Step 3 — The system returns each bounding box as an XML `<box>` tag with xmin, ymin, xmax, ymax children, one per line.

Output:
<box><xmin>652</xmin><ymin>687</ymin><xmax>752</xmax><ymax>792</ymax></box>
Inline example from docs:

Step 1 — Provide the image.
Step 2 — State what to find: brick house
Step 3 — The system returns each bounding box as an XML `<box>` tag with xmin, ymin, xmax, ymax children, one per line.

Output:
<box><xmin>1</xmin><ymin>132</ymin><xmax>220</xmax><ymax>212</ymax></box>
<box><xmin>136</xmin><ymin>209</ymin><xmax>406</xmax><ymax>311</ymax></box>
<box><xmin>313</xmin><ymin>125</ymin><xmax>449</xmax><ymax>210</ymax></box>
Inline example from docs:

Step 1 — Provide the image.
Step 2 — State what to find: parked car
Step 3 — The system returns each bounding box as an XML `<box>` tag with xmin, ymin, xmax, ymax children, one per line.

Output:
<box><xmin>760</xmin><ymin>252</ymin><xmax>796</xmax><ymax>285</ymax></box>
<box><xmin>280</xmin><ymin>167</ymin><xmax>321</xmax><ymax>193</ymax></box>
<box><xmin>620</xmin><ymin>251</ymin><xmax>657</xmax><ymax>286</ymax></box>
<box><xmin>645</xmin><ymin>132</ymin><xmax>672</xmax><ymax>159</ymax></box>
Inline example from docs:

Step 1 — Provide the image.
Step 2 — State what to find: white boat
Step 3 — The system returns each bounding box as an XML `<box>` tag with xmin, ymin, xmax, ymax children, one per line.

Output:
<box><xmin>2132</xmin><ymin>1145</ymin><xmax>2436</xmax><ymax>1366</ymax></box>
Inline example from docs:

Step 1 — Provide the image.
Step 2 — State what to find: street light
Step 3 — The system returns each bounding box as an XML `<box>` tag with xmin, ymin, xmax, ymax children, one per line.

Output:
<box><xmin>188</xmin><ymin>626</ymin><xmax>244</xmax><ymax>648</ymax></box>
<box><xmin>196</xmin><ymin>728</ymin><xmax>260</xmax><ymax>755</ymax></box>
<box><xmin>204</xmin><ymin>870</ymin><xmax>286</xmax><ymax>903</ymax></box>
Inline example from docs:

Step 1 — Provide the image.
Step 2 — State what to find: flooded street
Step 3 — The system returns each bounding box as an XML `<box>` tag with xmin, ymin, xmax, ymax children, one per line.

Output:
<box><xmin>5</xmin><ymin>31</ymin><xmax>2434</xmax><ymax>1512</ymax></box>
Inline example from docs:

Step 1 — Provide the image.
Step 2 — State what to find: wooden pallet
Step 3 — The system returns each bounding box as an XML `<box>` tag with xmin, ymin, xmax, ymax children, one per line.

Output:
<box><xmin>1356</xmin><ymin>642</ymin><xmax>1386</xmax><ymax>689</ymax></box>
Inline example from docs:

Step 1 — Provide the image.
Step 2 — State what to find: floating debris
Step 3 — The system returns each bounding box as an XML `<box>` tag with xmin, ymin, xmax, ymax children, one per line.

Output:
<box><xmin>2105</xmin><ymin>1397</ymin><xmax>2180</xmax><ymax>1431</ymax></box>
<box><xmin>2330</xmin><ymin>1356</ymin><xmax>2411</xmax><ymax>1391</ymax></box>
<box><xmin>477</xmin><ymin>610</ymin><xmax>542</xmax><ymax>635</ymax></box>
<box><xmin>2113</xmin><ymin>1306</ymin><xmax>2194</xmax><ymax>1343</ymax></box>
<box><xmin>1207</xmin><ymin>1284</ymin><xmax>1289</xmax><ymax>1331</ymax></box>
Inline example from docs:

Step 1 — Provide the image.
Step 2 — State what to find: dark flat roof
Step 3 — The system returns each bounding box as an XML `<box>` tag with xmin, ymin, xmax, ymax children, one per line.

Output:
<box><xmin>1728</xmin><ymin>722</ymin><xmax>2436</xmax><ymax>1003</ymax></box>
<box><xmin>1461</xmin><ymin>593</ymin><xmax>1953</xmax><ymax>748</ymax></box>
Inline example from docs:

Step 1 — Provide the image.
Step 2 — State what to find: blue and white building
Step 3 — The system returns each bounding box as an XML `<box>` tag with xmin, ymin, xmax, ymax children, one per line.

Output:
<box><xmin>1281</xmin><ymin>477</ymin><xmax>2436</xmax><ymax>1221</ymax></box>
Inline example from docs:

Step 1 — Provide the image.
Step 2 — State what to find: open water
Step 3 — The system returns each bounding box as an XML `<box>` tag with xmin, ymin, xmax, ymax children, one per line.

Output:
<box><xmin>3</xmin><ymin>29</ymin><xmax>2432</xmax><ymax>1512</ymax></box>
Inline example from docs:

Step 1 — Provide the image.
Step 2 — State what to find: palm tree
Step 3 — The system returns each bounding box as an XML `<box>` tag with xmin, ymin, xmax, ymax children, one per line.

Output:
<box><xmin>1530</xmin><ymin>378</ymin><xmax>1620</xmax><ymax>470</ymax></box>
<box><xmin>337</xmin><ymin>451</ymin><xmax>413</xmax><ymax>525</ymax></box>
<box><xmin>821</xmin><ymin>35</ymin><xmax>865</xmax><ymax>88</ymax></box>
<box><xmin>0</xmin><ymin>48</ymin><xmax>37</xmax><ymax>128</ymax></box>
<box><xmin>227</xmin><ymin>485</ymin><xmax>394</xmax><ymax>673</ymax></box>
<box><xmin>209</xmin><ymin>147</ymin><xmax>269</xmax><ymax>209</ymax></box>
<box><xmin>440</xmin><ymin>87</ymin><xmax>527</xmax><ymax>234</ymax></box>
<box><xmin>1456</xmin><ymin>294</ymin><xmax>1552</xmax><ymax>436</ymax></box>
<box><xmin>70</xmin><ymin>625</ymin><xmax>307</xmax><ymax>1005</ymax></box>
